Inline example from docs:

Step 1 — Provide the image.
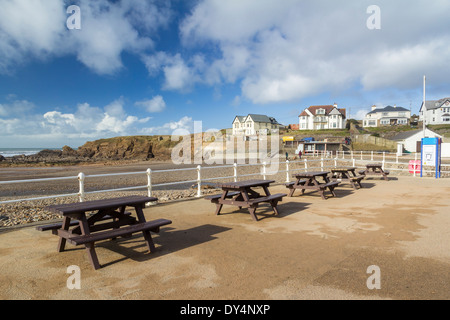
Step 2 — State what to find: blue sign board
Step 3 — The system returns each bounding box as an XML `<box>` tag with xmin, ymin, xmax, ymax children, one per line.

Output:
<box><xmin>421</xmin><ymin>137</ymin><xmax>441</xmax><ymax>178</ymax></box>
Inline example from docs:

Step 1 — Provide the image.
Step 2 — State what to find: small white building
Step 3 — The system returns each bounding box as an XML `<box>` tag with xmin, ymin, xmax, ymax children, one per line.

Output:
<box><xmin>419</xmin><ymin>97</ymin><xmax>450</xmax><ymax>125</ymax></box>
<box><xmin>298</xmin><ymin>104</ymin><xmax>347</xmax><ymax>130</ymax></box>
<box><xmin>392</xmin><ymin>128</ymin><xmax>443</xmax><ymax>153</ymax></box>
<box><xmin>232</xmin><ymin>114</ymin><xmax>283</xmax><ymax>136</ymax></box>
<box><xmin>363</xmin><ymin>105</ymin><xmax>411</xmax><ymax>128</ymax></box>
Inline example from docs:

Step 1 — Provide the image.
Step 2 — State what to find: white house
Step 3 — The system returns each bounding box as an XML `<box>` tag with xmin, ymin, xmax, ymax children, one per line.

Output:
<box><xmin>232</xmin><ymin>114</ymin><xmax>283</xmax><ymax>136</ymax></box>
<box><xmin>392</xmin><ymin>128</ymin><xmax>442</xmax><ymax>153</ymax></box>
<box><xmin>363</xmin><ymin>105</ymin><xmax>411</xmax><ymax>128</ymax></box>
<box><xmin>298</xmin><ymin>104</ymin><xmax>346</xmax><ymax>130</ymax></box>
<box><xmin>419</xmin><ymin>97</ymin><xmax>450</xmax><ymax>125</ymax></box>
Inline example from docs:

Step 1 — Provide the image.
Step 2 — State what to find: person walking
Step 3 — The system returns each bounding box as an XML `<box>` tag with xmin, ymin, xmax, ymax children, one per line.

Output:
<box><xmin>298</xmin><ymin>150</ymin><xmax>302</xmax><ymax>159</ymax></box>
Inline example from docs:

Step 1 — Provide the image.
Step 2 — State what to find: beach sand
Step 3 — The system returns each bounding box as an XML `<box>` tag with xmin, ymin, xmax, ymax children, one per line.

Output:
<box><xmin>0</xmin><ymin>174</ymin><xmax>449</xmax><ymax>300</ymax></box>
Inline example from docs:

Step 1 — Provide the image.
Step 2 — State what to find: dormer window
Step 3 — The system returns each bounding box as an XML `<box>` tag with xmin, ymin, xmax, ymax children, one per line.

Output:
<box><xmin>316</xmin><ymin>109</ymin><xmax>325</xmax><ymax>115</ymax></box>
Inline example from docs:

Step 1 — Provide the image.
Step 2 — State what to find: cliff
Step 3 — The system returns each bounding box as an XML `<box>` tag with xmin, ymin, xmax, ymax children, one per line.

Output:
<box><xmin>1</xmin><ymin>136</ymin><xmax>179</xmax><ymax>166</ymax></box>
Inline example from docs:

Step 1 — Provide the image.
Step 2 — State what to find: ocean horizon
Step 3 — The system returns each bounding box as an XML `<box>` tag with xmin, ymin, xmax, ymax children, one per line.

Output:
<box><xmin>0</xmin><ymin>148</ymin><xmax>61</xmax><ymax>158</ymax></box>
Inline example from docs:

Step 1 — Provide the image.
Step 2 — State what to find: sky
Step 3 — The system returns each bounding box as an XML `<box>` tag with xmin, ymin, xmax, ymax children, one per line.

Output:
<box><xmin>1</xmin><ymin>0</ymin><xmax>450</xmax><ymax>148</ymax></box>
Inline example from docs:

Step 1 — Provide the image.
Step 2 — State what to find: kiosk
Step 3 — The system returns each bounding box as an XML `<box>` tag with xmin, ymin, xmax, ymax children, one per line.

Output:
<box><xmin>421</xmin><ymin>137</ymin><xmax>441</xmax><ymax>178</ymax></box>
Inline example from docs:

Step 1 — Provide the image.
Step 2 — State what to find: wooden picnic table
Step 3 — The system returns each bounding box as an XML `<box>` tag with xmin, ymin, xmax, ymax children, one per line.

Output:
<box><xmin>38</xmin><ymin>196</ymin><xmax>172</xmax><ymax>270</ymax></box>
<box><xmin>359</xmin><ymin>163</ymin><xmax>390</xmax><ymax>181</ymax></box>
<box><xmin>330</xmin><ymin>167</ymin><xmax>365</xmax><ymax>190</ymax></box>
<box><xmin>286</xmin><ymin>171</ymin><xmax>340</xmax><ymax>200</ymax></box>
<box><xmin>204</xmin><ymin>179</ymin><xmax>286</xmax><ymax>221</ymax></box>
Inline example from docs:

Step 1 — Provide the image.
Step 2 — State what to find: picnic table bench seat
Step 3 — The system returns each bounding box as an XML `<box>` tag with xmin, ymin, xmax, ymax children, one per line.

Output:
<box><xmin>285</xmin><ymin>180</ymin><xmax>307</xmax><ymax>188</ymax></box>
<box><xmin>67</xmin><ymin>219</ymin><xmax>172</xmax><ymax>246</ymax></box>
<box><xmin>359</xmin><ymin>169</ymin><xmax>390</xmax><ymax>175</ymax></box>
<box><xmin>246</xmin><ymin>193</ymin><xmax>286</xmax><ymax>205</ymax></box>
<box><xmin>204</xmin><ymin>191</ymin><xmax>241</xmax><ymax>201</ymax></box>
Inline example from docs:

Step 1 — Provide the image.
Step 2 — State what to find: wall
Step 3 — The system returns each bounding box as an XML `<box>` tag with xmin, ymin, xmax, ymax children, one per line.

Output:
<box><xmin>442</xmin><ymin>143</ymin><xmax>450</xmax><ymax>157</ymax></box>
<box><xmin>353</xmin><ymin>134</ymin><xmax>398</xmax><ymax>149</ymax></box>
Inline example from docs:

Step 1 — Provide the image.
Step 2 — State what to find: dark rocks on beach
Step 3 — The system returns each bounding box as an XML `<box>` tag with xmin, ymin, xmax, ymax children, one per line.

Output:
<box><xmin>0</xmin><ymin>137</ymin><xmax>162</xmax><ymax>165</ymax></box>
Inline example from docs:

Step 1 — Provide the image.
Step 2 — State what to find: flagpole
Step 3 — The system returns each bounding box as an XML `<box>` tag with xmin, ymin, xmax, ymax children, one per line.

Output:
<box><xmin>423</xmin><ymin>75</ymin><xmax>426</xmax><ymax>138</ymax></box>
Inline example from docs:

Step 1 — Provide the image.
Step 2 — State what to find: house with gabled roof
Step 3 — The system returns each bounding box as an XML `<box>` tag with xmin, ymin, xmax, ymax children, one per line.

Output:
<box><xmin>298</xmin><ymin>104</ymin><xmax>347</xmax><ymax>130</ymax></box>
<box><xmin>232</xmin><ymin>114</ymin><xmax>283</xmax><ymax>136</ymax></box>
<box><xmin>419</xmin><ymin>97</ymin><xmax>450</xmax><ymax>125</ymax></box>
<box><xmin>363</xmin><ymin>105</ymin><xmax>411</xmax><ymax>128</ymax></box>
<box><xmin>392</xmin><ymin>128</ymin><xmax>442</xmax><ymax>153</ymax></box>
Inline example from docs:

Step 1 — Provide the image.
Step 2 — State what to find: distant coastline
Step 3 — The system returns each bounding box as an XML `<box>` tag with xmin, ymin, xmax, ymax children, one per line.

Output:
<box><xmin>0</xmin><ymin>148</ymin><xmax>61</xmax><ymax>158</ymax></box>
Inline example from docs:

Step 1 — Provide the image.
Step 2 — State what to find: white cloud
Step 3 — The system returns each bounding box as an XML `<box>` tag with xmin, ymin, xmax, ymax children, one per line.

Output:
<box><xmin>0</xmin><ymin>99</ymin><xmax>36</xmax><ymax>117</ymax></box>
<box><xmin>135</xmin><ymin>95</ymin><xmax>167</xmax><ymax>113</ymax></box>
<box><xmin>142</xmin><ymin>116</ymin><xmax>194</xmax><ymax>135</ymax></box>
<box><xmin>142</xmin><ymin>52</ymin><xmax>201</xmax><ymax>91</ymax></box>
<box><xmin>0</xmin><ymin>0</ymin><xmax>172</xmax><ymax>75</ymax></box>
<box><xmin>0</xmin><ymin>98</ymin><xmax>151</xmax><ymax>147</ymax></box>
<box><xmin>172</xmin><ymin>0</ymin><xmax>450</xmax><ymax>104</ymax></box>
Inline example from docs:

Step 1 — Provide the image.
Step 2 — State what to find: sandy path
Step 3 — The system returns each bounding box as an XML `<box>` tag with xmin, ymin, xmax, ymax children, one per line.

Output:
<box><xmin>0</xmin><ymin>176</ymin><xmax>449</xmax><ymax>301</ymax></box>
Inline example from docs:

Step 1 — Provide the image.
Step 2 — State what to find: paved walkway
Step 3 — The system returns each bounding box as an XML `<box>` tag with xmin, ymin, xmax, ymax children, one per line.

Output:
<box><xmin>0</xmin><ymin>176</ymin><xmax>449</xmax><ymax>300</ymax></box>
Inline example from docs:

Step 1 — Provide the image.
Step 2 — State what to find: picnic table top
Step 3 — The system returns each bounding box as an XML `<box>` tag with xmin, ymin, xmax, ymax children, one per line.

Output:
<box><xmin>292</xmin><ymin>171</ymin><xmax>329</xmax><ymax>178</ymax></box>
<box><xmin>218</xmin><ymin>179</ymin><xmax>275</xmax><ymax>189</ymax></box>
<box><xmin>366</xmin><ymin>163</ymin><xmax>383</xmax><ymax>168</ymax></box>
<box><xmin>331</xmin><ymin>167</ymin><xmax>357</xmax><ymax>172</ymax></box>
<box><xmin>45</xmin><ymin>196</ymin><xmax>157</xmax><ymax>215</ymax></box>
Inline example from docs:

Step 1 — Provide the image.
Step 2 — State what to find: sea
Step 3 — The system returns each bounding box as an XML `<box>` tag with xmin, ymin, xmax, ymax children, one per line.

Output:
<box><xmin>0</xmin><ymin>148</ymin><xmax>60</xmax><ymax>158</ymax></box>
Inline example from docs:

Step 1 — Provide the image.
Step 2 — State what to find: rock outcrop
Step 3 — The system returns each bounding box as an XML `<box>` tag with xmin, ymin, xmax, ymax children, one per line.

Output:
<box><xmin>1</xmin><ymin>136</ymin><xmax>178</xmax><ymax>165</ymax></box>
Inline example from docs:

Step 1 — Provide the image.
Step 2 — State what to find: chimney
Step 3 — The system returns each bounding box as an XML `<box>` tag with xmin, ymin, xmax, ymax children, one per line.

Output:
<box><xmin>371</xmin><ymin>105</ymin><xmax>377</xmax><ymax>111</ymax></box>
<box><xmin>333</xmin><ymin>102</ymin><xmax>338</xmax><ymax>108</ymax></box>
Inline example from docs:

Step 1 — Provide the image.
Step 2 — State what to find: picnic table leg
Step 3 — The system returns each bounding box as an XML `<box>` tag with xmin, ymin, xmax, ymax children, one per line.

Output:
<box><xmin>57</xmin><ymin>216</ymin><xmax>71</xmax><ymax>253</ymax></box>
<box><xmin>134</xmin><ymin>206</ymin><xmax>156</xmax><ymax>252</ymax></box>
<box><xmin>288</xmin><ymin>185</ymin><xmax>295</xmax><ymax>197</ymax></box>
<box><xmin>242</xmin><ymin>189</ymin><xmax>259</xmax><ymax>221</ymax></box>
<box><xmin>78</xmin><ymin>215</ymin><xmax>101</xmax><ymax>270</ymax></box>
<box><xmin>248</xmin><ymin>206</ymin><xmax>259</xmax><ymax>222</ymax></box>
<box><xmin>215</xmin><ymin>190</ymin><xmax>229</xmax><ymax>216</ymax></box>
<box><xmin>270</xmin><ymin>200</ymin><xmax>280</xmax><ymax>216</ymax></box>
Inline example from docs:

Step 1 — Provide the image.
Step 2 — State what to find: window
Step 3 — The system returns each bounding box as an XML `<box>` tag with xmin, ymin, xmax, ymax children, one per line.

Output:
<box><xmin>316</xmin><ymin>109</ymin><xmax>325</xmax><ymax>115</ymax></box>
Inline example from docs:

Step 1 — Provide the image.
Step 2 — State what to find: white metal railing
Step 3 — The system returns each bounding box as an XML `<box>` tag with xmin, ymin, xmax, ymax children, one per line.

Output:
<box><xmin>0</xmin><ymin>153</ymin><xmax>448</xmax><ymax>205</ymax></box>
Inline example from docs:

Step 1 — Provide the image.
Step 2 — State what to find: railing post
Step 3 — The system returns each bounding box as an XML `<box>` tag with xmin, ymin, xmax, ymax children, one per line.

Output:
<box><xmin>321</xmin><ymin>157</ymin><xmax>324</xmax><ymax>171</ymax></box>
<box><xmin>361</xmin><ymin>151</ymin><xmax>363</xmax><ymax>160</ymax></box>
<box><xmin>262</xmin><ymin>162</ymin><xmax>267</xmax><ymax>180</ymax></box>
<box><xmin>286</xmin><ymin>160</ymin><xmax>290</xmax><ymax>183</ymax></box>
<box><xmin>78</xmin><ymin>172</ymin><xmax>85</xmax><ymax>202</ymax></box>
<box><xmin>371</xmin><ymin>151</ymin><xmax>374</xmax><ymax>161</ymax></box>
<box><xmin>147</xmin><ymin>168</ymin><xmax>152</xmax><ymax>197</ymax></box>
<box><xmin>304</xmin><ymin>158</ymin><xmax>308</xmax><ymax>172</ymax></box>
<box><xmin>196</xmin><ymin>165</ymin><xmax>202</xmax><ymax>198</ymax></box>
<box><xmin>353</xmin><ymin>158</ymin><xmax>356</xmax><ymax>167</ymax></box>
<box><xmin>233</xmin><ymin>163</ymin><xmax>238</xmax><ymax>182</ymax></box>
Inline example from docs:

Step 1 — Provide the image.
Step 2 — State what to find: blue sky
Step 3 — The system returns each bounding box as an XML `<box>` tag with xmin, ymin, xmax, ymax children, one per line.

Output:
<box><xmin>1</xmin><ymin>0</ymin><xmax>450</xmax><ymax>148</ymax></box>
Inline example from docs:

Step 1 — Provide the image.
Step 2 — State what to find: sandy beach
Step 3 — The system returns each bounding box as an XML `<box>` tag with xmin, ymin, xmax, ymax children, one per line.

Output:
<box><xmin>0</xmin><ymin>171</ymin><xmax>449</xmax><ymax>301</ymax></box>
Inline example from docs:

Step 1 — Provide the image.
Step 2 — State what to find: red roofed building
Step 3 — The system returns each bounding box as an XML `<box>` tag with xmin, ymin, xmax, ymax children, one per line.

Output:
<box><xmin>298</xmin><ymin>103</ymin><xmax>347</xmax><ymax>130</ymax></box>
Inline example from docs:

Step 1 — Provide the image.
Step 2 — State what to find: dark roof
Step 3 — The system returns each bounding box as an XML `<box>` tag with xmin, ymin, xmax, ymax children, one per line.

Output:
<box><xmin>234</xmin><ymin>114</ymin><xmax>282</xmax><ymax>125</ymax></box>
<box><xmin>392</xmin><ymin>129</ymin><xmax>441</xmax><ymax>141</ymax></box>
<box><xmin>367</xmin><ymin>105</ymin><xmax>409</xmax><ymax>115</ymax></box>
<box><xmin>391</xmin><ymin>129</ymin><xmax>423</xmax><ymax>140</ymax></box>
<box><xmin>299</xmin><ymin>105</ymin><xmax>346</xmax><ymax>118</ymax></box>
<box><xmin>420</xmin><ymin>98</ymin><xmax>450</xmax><ymax>111</ymax></box>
